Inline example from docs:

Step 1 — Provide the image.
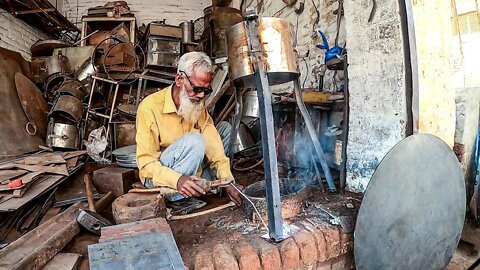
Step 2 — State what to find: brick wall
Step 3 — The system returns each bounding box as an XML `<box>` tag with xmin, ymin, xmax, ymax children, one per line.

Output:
<box><xmin>0</xmin><ymin>9</ymin><xmax>50</xmax><ymax>61</ymax></box>
<box><xmin>62</xmin><ymin>0</ymin><xmax>210</xmax><ymax>28</ymax></box>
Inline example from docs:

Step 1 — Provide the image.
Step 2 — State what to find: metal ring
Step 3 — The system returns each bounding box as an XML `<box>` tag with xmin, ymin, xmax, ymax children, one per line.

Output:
<box><xmin>25</xmin><ymin>122</ymin><xmax>37</xmax><ymax>136</ymax></box>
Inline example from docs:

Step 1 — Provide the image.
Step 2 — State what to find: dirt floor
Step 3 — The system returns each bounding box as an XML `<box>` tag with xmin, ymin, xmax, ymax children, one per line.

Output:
<box><xmin>447</xmin><ymin>241</ymin><xmax>480</xmax><ymax>270</ymax></box>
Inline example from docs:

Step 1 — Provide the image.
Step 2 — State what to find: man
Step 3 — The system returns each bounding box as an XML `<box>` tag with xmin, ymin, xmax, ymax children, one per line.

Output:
<box><xmin>136</xmin><ymin>52</ymin><xmax>242</xmax><ymax>212</ymax></box>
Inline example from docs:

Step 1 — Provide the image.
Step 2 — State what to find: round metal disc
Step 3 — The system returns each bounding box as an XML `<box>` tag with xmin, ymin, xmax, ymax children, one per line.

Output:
<box><xmin>15</xmin><ymin>72</ymin><xmax>49</xmax><ymax>139</ymax></box>
<box><xmin>112</xmin><ymin>144</ymin><xmax>136</xmax><ymax>156</ymax></box>
<box><xmin>354</xmin><ymin>134</ymin><xmax>465</xmax><ymax>270</ymax></box>
<box><xmin>31</xmin><ymin>40</ymin><xmax>72</xmax><ymax>57</ymax></box>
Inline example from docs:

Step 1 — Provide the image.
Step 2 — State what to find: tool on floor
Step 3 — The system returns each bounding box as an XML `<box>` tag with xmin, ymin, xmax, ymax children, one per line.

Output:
<box><xmin>76</xmin><ymin>174</ymin><xmax>112</xmax><ymax>235</ymax></box>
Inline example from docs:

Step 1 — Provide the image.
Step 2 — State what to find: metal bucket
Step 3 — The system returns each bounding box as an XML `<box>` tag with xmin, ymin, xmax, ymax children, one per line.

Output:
<box><xmin>47</xmin><ymin>121</ymin><xmax>79</xmax><ymax>150</ymax></box>
<box><xmin>57</xmin><ymin>79</ymin><xmax>87</xmax><ymax>100</ymax></box>
<box><xmin>180</xmin><ymin>21</ymin><xmax>194</xmax><ymax>43</ymax></box>
<box><xmin>51</xmin><ymin>95</ymin><xmax>84</xmax><ymax>123</ymax></box>
<box><xmin>242</xmin><ymin>90</ymin><xmax>259</xmax><ymax>121</ymax></box>
<box><xmin>226</xmin><ymin>17</ymin><xmax>300</xmax><ymax>87</ymax></box>
<box><xmin>233</xmin><ymin>122</ymin><xmax>256</xmax><ymax>153</ymax></box>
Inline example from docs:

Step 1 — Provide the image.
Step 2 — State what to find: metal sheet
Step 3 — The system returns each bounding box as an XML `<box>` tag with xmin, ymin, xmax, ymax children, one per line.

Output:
<box><xmin>354</xmin><ymin>134</ymin><xmax>465</xmax><ymax>270</ymax></box>
<box><xmin>88</xmin><ymin>218</ymin><xmax>185</xmax><ymax>270</ymax></box>
<box><xmin>14</xmin><ymin>73</ymin><xmax>49</xmax><ymax>139</ymax></box>
<box><xmin>0</xmin><ymin>48</ymin><xmax>43</xmax><ymax>158</ymax></box>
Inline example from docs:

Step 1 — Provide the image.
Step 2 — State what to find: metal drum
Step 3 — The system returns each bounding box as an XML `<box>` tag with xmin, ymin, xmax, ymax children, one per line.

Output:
<box><xmin>47</xmin><ymin>122</ymin><xmax>79</xmax><ymax>150</ymax></box>
<box><xmin>242</xmin><ymin>90</ymin><xmax>260</xmax><ymax>120</ymax></box>
<box><xmin>209</xmin><ymin>7</ymin><xmax>243</xmax><ymax>58</ymax></box>
<box><xmin>226</xmin><ymin>17</ymin><xmax>300</xmax><ymax>87</ymax></box>
<box><xmin>51</xmin><ymin>95</ymin><xmax>84</xmax><ymax>123</ymax></box>
<box><xmin>57</xmin><ymin>79</ymin><xmax>87</xmax><ymax>100</ymax></box>
<box><xmin>180</xmin><ymin>21</ymin><xmax>194</xmax><ymax>43</ymax></box>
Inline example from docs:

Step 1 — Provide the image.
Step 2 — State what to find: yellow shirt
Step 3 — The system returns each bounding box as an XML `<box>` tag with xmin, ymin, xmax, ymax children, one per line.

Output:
<box><xmin>135</xmin><ymin>85</ymin><xmax>234</xmax><ymax>189</ymax></box>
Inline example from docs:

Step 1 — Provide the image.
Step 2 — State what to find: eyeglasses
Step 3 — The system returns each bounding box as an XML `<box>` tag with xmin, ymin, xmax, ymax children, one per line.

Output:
<box><xmin>179</xmin><ymin>70</ymin><xmax>213</xmax><ymax>95</ymax></box>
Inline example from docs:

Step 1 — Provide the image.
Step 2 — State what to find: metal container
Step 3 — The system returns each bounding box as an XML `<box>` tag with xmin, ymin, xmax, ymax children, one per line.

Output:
<box><xmin>209</xmin><ymin>7</ymin><xmax>243</xmax><ymax>58</ymax></box>
<box><xmin>51</xmin><ymin>95</ymin><xmax>84</xmax><ymax>123</ymax></box>
<box><xmin>226</xmin><ymin>17</ymin><xmax>300</xmax><ymax>87</ymax></box>
<box><xmin>233</xmin><ymin>122</ymin><xmax>256</xmax><ymax>153</ymax></box>
<box><xmin>144</xmin><ymin>37</ymin><xmax>181</xmax><ymax>68</ymax></box>
<box><xmin>180</xmin><ymin>21</ymin><xmax>194</xmax><ymax>43</ymax></box>
<box><xmin>44</xmin><ymin>54</ymin><xmax>72</xmax><ymax>78</ymax></box>
<box><xmin>47</xmin><ymin>121</ymin><xmax>79</xmax><ymax>150</ymax></box>
<box><xmin>242</xmin><ymin>90</ymin><xmax>260</xmax><ymax>121</ymax></box>
<box><xmin>57</xmin><ymin>79</ymin><xmax>87</xmax><ymax>100</ymax></box>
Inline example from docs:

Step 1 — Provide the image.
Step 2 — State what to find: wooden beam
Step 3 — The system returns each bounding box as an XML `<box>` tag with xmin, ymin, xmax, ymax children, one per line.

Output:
<box><xmin>15</xmin><ymin>8</ymin><xmax>55</xmax><ymax>15</ymax></box>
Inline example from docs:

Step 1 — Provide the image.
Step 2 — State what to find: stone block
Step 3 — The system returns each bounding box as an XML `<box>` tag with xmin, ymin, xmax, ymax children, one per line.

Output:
<box><xmin>112</xmin><ymin>193</ymin><xmax>165</xmax><ymax>224</ymax></box>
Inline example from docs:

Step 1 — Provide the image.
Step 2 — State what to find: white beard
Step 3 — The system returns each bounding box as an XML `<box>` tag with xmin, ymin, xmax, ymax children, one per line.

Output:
<box><xmin>177</xmin><ymin>85</ymin><xmax>205</xmax><ymax>125</ymax></box>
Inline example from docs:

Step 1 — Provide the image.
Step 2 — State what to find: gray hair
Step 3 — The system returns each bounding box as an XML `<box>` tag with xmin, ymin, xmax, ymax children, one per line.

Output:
<box><xmin>177</xmin><ymin>52</ymin><xmax>213</xmax><ymax>77</ymax></box>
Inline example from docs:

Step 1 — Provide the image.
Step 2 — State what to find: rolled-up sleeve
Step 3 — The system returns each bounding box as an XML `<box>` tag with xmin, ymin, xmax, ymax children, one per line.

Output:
<box><xmin>136</xmin><ymin>106</ymin><xmax>182</xmax><ymax>189</ymax></box>
<box><xmin>202</xmin><ymin>114</ymin><xmax>234</xmax><ymax>182</ymax></box>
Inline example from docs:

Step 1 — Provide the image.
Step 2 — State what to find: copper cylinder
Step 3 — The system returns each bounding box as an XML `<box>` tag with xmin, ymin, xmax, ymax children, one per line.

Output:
<box><xmin>226</xmin><ymin>17</ymin><xmax>300</xmax><ymax>87</ymax></box>
<box><xmin>51</xmin><ymin>95</ymin><xmax>84</xmax><ymax>123</ymax></box>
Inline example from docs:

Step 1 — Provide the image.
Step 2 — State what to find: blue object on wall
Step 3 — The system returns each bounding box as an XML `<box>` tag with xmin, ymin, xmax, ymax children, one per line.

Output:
<box><xmin>316</xmin><ymin>31</ymin><xmax>344</xmax><ymax>63</ymax></box>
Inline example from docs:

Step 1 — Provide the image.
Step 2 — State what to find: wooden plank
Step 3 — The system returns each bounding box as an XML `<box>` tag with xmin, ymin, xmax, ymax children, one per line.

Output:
<box><xmin>0</xmin><ymin>202</ymin><xmax>85</xmax><ymax>270</ymax></box>
<box><xmin>42</xmin><ymin>253</ymin><xmax>82</xmax><ymax>270</ymax></box>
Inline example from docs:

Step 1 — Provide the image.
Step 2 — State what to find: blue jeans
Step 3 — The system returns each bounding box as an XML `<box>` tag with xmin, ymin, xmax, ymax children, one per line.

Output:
<box><xmin>145</xmin><ymin>121</ymin><xmax>232</xmax><ymax>201</ymax></box>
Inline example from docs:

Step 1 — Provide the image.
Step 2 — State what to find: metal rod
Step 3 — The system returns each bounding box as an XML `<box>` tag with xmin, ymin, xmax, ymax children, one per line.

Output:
<box><xmin>293</xmin><ymin>79</ymin><xmax>337</xmax><ymax>192</ymax></box>
<box><xmin>73</xmin><ymin>30</ymin><xmax>99</xmax><ymax>45</ymax></box>
<box><xmin>339</xmin><ymin>54</ymin><xmax>349</xmax><ymax>193</ymax></box>
<box><xmin>136</xmin><ymin>77</ymin><xmax>143</xmax><ymax>108</ymax></box>
<box><xmin>82</xmin><ymin>77</ymin><xmax>97</xmax><ymax>148</ymax></box>
<box><xmin>245</xmin><ymin>8</ymin><xmax>284</xmax><ymax>241</ymax></box>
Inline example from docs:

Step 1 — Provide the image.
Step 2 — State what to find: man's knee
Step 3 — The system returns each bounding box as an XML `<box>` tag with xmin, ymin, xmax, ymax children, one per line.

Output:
<box><xmin>181</xmin><ymin>132</ymin><xmax>205</xmax><ymax>156</ymax></box>
<box><xmin>216</xmin><ymin>121</ymin><xmax>232</xmax><ymax>138</ymax></box>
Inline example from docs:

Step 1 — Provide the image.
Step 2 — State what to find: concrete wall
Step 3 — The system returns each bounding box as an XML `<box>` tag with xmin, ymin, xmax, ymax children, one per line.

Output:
<box><xmin>343</xmin><ymin>0</ymin><xmax>408</xmax><ymax>191</ymax></box>
<box><xmin>62</xmin><ymin>0</ymin><xmax>210</xmax><ymax>27</ymax></box>
<box><xmin>454</xmin><ymin>87</ymin><xmax>480</xmax><ymax>197</ymax></box>
<box><xmin>412</xmin><ymin>0</ymin><xmax>456</xmax><ymax>147</ymax></box>
<box><xmin>0</xmin><ymin>9</ymin><xmax>50</xmax><ymax>61</ymax></box>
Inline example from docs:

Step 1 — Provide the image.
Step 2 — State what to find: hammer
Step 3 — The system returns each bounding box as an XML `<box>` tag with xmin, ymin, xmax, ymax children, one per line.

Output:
<box><xmin>128</xmin><ymin>178</ymin><xmax>234</xmax><ymax>195</ymax></box>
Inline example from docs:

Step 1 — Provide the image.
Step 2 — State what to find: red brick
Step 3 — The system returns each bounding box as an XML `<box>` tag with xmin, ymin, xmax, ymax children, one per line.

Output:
<box><xmin>233</xmin><ymin>241</ymin><xmax>262</xmax><ymax>270</ymax></box>
<box><xmin>292</xmin><ymin>230</ymin><xmax>317</xmax><ymax>267</ymax></box>
<box><xmin>316</xmin><ymin>261</ymin><xmax>332</xmax><ymax>270</ymax></box>
<box><xmin>331</xmin><ymin>254</ymin><xmax>354</xmax><ymax>270</ymax></box>
<box><xmin>321</xmin><ymin>226</ymin><xmax>341</xmax><ymax>259</ymax></box>
<box><xmin>213</xmin><ymin>244</ymin><xmax>239</xmax><ymax>270</ymax></box>
<box><xmin>249</xmin><ymin>238</ymin><xmax>281</xmax><ymax>270</ymax></box>
<box><xmin>194</xmin><ymin>251</ymin><xmax>215</xmax><ymax>270</ymax></box>
<box><xmin>340</xmin><ymin>232</ymin><xmax>353</xmax><ymax>254</ymax></box>
<box><xmin>278</xmin><ymin>238</ymin><xmax>300</xmax><ymax>269</ymax></box>
<box><xmin>302</xmin><ymin>224</ymin><xmax>329</xmax><ymax>262</ymax></box>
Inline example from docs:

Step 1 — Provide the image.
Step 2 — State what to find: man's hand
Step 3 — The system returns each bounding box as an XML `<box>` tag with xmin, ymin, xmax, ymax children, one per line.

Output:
<box><xmin>225</xmin><ymin>183</ymin><xmax>243</xmax><ymax>205</ymax></box>
<box><xmin>177</xmin><ymin>176</ymin><xmax>206</xmax><ymax>198</ymax></box>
